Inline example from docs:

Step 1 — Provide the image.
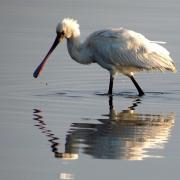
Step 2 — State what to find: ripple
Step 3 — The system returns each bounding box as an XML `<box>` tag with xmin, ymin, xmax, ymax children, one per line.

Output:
<box><xmin>32</xmin><ymin>96</ymin><xmax>175</xmax><ymax>160</ymax></box>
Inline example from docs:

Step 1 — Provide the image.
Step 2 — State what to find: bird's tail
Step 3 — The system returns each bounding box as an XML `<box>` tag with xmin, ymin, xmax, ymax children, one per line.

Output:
<box><xmin>170</xmin><ymin>62</ymin><xmax>177</xmax><ymax>73</ymax></box>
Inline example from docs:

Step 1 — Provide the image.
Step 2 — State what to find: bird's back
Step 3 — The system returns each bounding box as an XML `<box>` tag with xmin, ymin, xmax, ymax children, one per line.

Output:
<box><xmin>85</xmin><ymin>28</ymin><xmax>176</xmax><ymax>74</ymax></box>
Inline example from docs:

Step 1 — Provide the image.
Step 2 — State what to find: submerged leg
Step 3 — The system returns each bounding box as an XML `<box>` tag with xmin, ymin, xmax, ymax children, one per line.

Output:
<box><xmin>129</xmin><ymin>75</ymin><xmax>145</xmax><ymax>96</ymax></box>
<box><xmin>108</xmin><ymin>74</ymin><xmax>114</xmax><ymax>95</ymax></box>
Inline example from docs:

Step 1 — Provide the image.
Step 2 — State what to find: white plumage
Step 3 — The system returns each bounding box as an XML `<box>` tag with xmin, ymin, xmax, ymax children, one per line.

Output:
<box><xmin>85</xmin><ymin>28</ymin><xmax>175</xmax><ymax>73</ymax></box>
<box><xmin>33</xmin><ymin>18</ymin><xmax>176</xmax><ymax>96</ymax></box>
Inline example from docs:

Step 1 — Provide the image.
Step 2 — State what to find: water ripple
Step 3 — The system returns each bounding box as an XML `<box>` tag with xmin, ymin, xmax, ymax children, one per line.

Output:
<box><xmin>32</xmin><ymin>96</ymin><xmax>175</xmax><ymax>160</ymax></box>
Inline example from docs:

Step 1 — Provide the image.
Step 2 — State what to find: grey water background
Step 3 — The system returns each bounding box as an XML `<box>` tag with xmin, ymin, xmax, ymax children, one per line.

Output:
<box><xmin>0</xmin><ymin>0</ymin><xmax>180</xmax><ymax>179</ymax></box>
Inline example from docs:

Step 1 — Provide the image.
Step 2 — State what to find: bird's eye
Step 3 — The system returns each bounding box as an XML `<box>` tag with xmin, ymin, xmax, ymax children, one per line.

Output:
<box><xmin>61</xmin><ymin>31</ymin><xmax>65</xmax><ymax>36</ymax></box>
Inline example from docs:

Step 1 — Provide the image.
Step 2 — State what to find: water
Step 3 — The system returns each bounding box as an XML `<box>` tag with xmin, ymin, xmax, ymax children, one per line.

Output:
<box><xmin>0</xmin><ymin>0</ymin><xmax>180</xmax><ymax>179</ymax></box>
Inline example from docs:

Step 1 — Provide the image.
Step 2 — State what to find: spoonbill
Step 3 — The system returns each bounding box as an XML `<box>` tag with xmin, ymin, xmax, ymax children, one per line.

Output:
<box><xmin>33</xmin><ymin>18</ymin><xmax>176</xmax><ymax>96</ymax></box>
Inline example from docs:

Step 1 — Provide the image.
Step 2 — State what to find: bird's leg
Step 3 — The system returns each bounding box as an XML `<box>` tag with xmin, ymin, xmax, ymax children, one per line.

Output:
<box><xmin>109</xmin><ymin>95</ymin><xmax>113</xmax><ymax>110</ymax></box>
<box><xmin>108</xmin><ymin>74</ymin><xmax>114</xmax><ymax>95</ymax></box>
<box><xmin>129</xmin><ymin>75</ymin><xmax>145</xmax><ymax>96</ymax></box>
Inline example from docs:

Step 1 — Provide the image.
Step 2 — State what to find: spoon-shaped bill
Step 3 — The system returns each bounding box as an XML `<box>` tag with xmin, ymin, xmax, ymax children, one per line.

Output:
<box><xmin>33</xmin><ymin>36</ymin><xmax>59</xmax><ymax>78</ymax></box>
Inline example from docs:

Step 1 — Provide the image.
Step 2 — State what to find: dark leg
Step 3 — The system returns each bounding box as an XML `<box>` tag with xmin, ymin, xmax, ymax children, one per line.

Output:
<box><xmin>108</xmin><ymin>74</ymin><xmax>114</xmax><ymax>95</ymax></box>
<box><xmin>109</xmin><ymin>95</ymin><xmax>113</xmax><ymax>110</ymax></box>
<box><xmin>129</xmin><ymin>75</ymin><xmax>145</xmax><ymax>96</ymax></box>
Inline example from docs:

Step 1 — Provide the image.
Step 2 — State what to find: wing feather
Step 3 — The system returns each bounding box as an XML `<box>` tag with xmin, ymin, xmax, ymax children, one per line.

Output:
<box><xmin>87</xmin><ymin>28</ymin><xmax>176</xmax><ymax>73</ymax></box>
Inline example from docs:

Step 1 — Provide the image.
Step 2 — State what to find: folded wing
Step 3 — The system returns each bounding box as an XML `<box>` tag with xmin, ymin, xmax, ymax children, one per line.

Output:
<box><xmin>87</xmin><ymin>28</ymin><xmax>176</xmax><ymax>73</ymax></box>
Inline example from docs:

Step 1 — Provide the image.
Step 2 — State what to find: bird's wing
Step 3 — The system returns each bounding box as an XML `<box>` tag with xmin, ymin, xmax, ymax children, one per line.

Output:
<box><xmin>87</xmin><ymin>29</ymin><xmax>176</xmax><ymax>73</ymax></box>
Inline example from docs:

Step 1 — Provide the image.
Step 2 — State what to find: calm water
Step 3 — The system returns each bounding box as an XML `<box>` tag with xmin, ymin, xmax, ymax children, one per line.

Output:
<box><xmin>0</xmin><ymin>0</ymin><xmax>180</xmax><ymax>179</ymax></box>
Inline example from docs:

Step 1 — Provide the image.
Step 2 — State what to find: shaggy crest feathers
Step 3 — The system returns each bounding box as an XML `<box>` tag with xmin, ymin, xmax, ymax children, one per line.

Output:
<box><xmin>62</xmin><ymin>18</ymin><xmax>80</xmax><ymax>29</ymax></box>
<box><xmin>56</xmin><ymin>18</ymin><xmax>80</xmax><ymax>38</ymax></box>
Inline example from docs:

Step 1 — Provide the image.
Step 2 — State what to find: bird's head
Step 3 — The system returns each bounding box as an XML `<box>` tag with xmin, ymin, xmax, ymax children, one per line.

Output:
<box><xmin>33</xmin><ymin>18</ymin><xmax>80</xmax><ymax>78</ymax></box>
<box><xmin>56</xmin><ymin>18</ymin><xmax>80</xmax><ymax>39</ymax></box>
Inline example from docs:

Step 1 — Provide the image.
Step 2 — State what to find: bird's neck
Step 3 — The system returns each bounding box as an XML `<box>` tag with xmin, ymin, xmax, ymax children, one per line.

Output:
<box><xmin>67</xmin><ymin>36</ymin><xmax>92</xmax><ymax>64</ymax></box>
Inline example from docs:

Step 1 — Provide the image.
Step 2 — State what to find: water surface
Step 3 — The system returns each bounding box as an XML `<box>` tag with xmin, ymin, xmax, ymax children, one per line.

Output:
<box><xmin>0</xmin><ymin>0</ymin><xmax>180</xmax><ymax>180</ymax></box>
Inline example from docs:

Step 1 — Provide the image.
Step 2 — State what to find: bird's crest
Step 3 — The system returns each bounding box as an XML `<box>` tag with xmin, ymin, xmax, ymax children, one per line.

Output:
<box><xmin>57</xmin><ymin>18</ymin><xmax>80</xmax><ymax>38</ymax></box>
<box><xmin>62</xmin><ymin>18</ymin><xmax>80</xmax><ymax>30</ymax></box>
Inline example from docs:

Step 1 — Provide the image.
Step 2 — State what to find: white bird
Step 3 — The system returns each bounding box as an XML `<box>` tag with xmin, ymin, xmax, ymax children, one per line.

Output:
<box><xmin>33</xmin><ymin>18</ymin><xmax>176</xmax><ymax>96</ymax></box>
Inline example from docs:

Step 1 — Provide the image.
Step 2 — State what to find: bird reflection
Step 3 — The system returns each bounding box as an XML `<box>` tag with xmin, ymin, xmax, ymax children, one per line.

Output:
<box><xmin>33</xmin><ymin>96</ymin><xmax>175</xmax><ymax>160</ymax></box>
<box><xmin>33</xmin><ymin>109</ymin><xmax>78</xmax><ymax>160</ymax></box>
